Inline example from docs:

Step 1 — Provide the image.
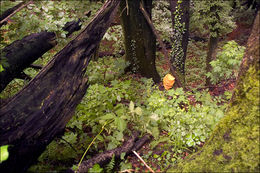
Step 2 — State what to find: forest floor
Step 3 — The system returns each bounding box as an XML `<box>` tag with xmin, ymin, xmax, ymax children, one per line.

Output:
<box><xmin>96</xmin><ymin>17</ymin><xmax>253</xmax><ymax>172</ymax></box>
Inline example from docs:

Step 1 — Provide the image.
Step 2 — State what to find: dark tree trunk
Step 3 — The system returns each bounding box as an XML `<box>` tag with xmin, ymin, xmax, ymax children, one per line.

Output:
<box><xmin>0</xmin><ymin>31</ymin><xmax>57</xmax><ymax>93</ymax></box>
<box><xmin>169</xmin><ymin>0</ymin><xmax>190</xmax><ymax>85</ymax></box>
<box><xmin>205</xmin><ymin>36</ymin><xmax>218</xmax><ymax>87</ymax></box>
<box><xmin>120</xmin><ymin>0</ymin><xmax>160</xmax><ymax>83</ymax></box>
<box><xmin>168</xmin><ymin>10</ymin><xmax>260</xmax><ymax>172</ymax></box>
<box><xmin>0</xmin><ymin>1</ymin><xmax>120</xmax><ymax>172</ymax></box>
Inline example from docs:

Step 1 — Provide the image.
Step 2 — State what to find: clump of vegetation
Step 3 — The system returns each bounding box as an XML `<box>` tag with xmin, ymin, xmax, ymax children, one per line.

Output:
<box><xmin>29</xmin><ymin>55</ymin><xmax>226</xmax><ymax>172</ymax></box>
<box><xmin>1</xmin><ymin>0</ymin><xmax>256</xmax><ymax>172</ymax></box>
<box><xmin>206</xmin><ymin>41</ymin><xmax>245</xmax><ymax>84</ymax></box>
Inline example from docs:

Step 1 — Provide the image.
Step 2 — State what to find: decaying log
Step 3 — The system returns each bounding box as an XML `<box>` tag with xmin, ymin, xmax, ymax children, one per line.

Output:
<box><xmin>0</xmin><ymin>1</ymin><xmax>33</xmax><ymax>27</ymax></box>
<box><xmin>63</xmin><ymin>19</ymin><xmax>82</xmax><ymax>37</ymax></box>
<box><xmin>77</xmin><ymin>132</ymin><xmax>151</xmax><ymax>173</ymax></box>
<box><xmin>0</xmin><ymin>18</ymin><xmax>88</xmax><ymax>93</ymax></box>
<box><xmin>0</xmin><ymin>31</ymin><xmax>57</xmax><ymax>93</ymax></box>
<box><xmin>0</xmin><ymin>0</ymin><xmax>120</xmax><ymax>172</ymax></box>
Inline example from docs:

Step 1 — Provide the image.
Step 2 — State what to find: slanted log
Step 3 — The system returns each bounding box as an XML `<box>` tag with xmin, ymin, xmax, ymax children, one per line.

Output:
<box><xmin>0</xmin><ymin>0</ymin><xmax>120</xmax><ymax>172</ymax></box>
<box><xmin>0</xmin><ymin>31</ymin><xmax>57</xmax><ymax>93</ymax></box>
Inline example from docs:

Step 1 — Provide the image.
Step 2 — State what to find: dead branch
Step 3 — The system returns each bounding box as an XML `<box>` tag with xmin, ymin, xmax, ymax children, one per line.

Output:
<box><xmin>77</xmin><ymin>133</ymin><xmax>151</xmax><ymax>173</ymax></box>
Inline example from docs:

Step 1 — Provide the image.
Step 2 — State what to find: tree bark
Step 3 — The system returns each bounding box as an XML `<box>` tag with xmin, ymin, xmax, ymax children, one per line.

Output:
<box><xmin>139</xmin><ymin>3</ymin><xmax>182</xmax><ymax>87</ymax></box>
<box><xmin>120</xmin><ymin>0</ymin><xmax>160</xmax><ymax>83</ymax></box>
<box><xmin>0</xmin><ymin>1</ymin><xmax>120</xmax><ymax>172</ymax></box>
<box><xmin>169</xmin><ymin>0</ymin><xmax>190</xmax><ymax>85</ymax></box>
<box><xmin>168</xmin><ymin>10</ymin><xmax>260</xmax><ymax>172</ymax></box>
<box><xmin>205</xmin><ymin>36</ymin><xmax>218</xmax><ymax>87</ymax></box>
<box><xmin>0</xmin><ymin>31</ymin><xmax>57</xmax><ymax>93</ymax></box>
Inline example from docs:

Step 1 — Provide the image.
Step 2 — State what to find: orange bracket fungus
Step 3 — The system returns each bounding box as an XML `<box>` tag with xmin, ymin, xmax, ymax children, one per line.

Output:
<box><xmin>163</xmin><ymin>74</ymin><xmax>175</xmax><ymax>90</ymax></box>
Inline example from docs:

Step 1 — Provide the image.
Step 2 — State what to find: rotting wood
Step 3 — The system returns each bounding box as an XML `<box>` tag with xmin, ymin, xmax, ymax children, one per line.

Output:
<box><xmin>0</xmin><ymin>1</ymin><xmax>120</xmax><ymax>172</ymax></box>
<box><xmin>63</xmin><ymin>19</ymin><xmax>82</xmax><ymax>37</ymax></box>
<box><xmin>0</xmin><ymin>1</ymin><xmax>33</xmax><ymax>27</ymax></box>
<box><xmin>0</xmin><ymin>31</ymin><xmax>57</xmax><ymax>93</ymax></box>
<box><xmin>77</xmin><ymin>132</ymin><xmax>151</xmax><ymax>173</ymax></box>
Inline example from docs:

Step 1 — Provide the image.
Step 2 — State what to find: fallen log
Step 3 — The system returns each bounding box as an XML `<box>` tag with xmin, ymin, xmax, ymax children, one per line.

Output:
<box><xmin>63</xmin><ymin>19</ymin><xmax>82</xmax><ymax>37</ymax></box>
<box><xmin>0</xmin><ymin>0</ymin><xmax>120</xmax><ymax>172</ymax></box>
<box><xmin>0</xmin><ymin>31</ymin><xmax>57</xmax><ymax>93</ymax></box>
<box><xmin>77</xmin><ymin>132</ymin><xmax>151</xmax><ymax>173</ymax></box>
<box><xmin>0</xmin><ymin>18</ymin><xmax>86</xmax><ymax>93</ymax></box>
<box><xmin>0</xmin><ymin>1</ymin><xmax>32</xmax><ymax>27</ymax></box>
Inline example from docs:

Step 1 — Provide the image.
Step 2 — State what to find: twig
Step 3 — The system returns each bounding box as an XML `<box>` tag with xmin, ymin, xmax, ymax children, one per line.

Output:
<box><xmin>60</xmin><ymin>137</ymin><xmax>78</xmax><ymax>153</ymax></box>
<box><xmin>139</xmin><ymin>3</ymin><xmax>182</xmax><ymax>88</ymax></box>
<box><xmin>119</xmin><ymin>169</ymin><xmax>135</xmax><ymax>173</ymax></box>
<box><xmin>0</xmin><ymin>1</ymin><xmax>33</xmax><ymax>26</ymax></box>
<box><xmin>132</xmin><ymin>150</ymin><xmax>155</xmax><ymax>173</ymax></box>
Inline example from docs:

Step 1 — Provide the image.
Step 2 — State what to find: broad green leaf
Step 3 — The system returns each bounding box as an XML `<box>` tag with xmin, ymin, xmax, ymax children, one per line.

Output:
<box><xmin>115</xmin><ymin>117</ymin><xmax>126</xmax><ymax>132</ymax></box>
<box><xmin>129</xmin><ymin>101</ymin><xmax>134</xmax><ymax>112</ymax></box>
<box><xmin>134</xmin><ymin>107</ymin><xmax>142</xmax><ymax>116</ymax></box>
<box><xmin>99</xmin><ymin>113</ymin><xmax>115</xmax><ymax>120</ymax></box>
<box><xmin>0</xmin><ymin>145</ymin><xmax>9</xmax><ymax>163</ymax></box>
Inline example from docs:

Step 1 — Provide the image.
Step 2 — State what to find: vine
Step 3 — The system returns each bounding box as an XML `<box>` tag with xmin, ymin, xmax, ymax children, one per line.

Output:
<box><xmin>170</xmin><ymin>0</ymin><xmax>186</xmax><ymax>79</ymax></box>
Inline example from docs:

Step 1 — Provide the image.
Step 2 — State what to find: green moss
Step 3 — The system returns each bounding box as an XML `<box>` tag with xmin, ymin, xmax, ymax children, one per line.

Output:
<box><xmin>168</xmin><ymin>66</ymin><xmax>259</xmax><ymax>172</ymax></box>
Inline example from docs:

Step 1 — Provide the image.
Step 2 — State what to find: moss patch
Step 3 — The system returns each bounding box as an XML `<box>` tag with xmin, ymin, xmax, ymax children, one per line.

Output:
<box><xmin>168</xmin><ymin>65</ymin><xmax>259</xmax><ymax>172</ymax></box>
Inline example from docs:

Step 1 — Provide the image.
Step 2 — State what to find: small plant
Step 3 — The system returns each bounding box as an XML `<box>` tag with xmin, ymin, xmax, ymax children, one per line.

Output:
<box><xmin>206</xmin><ymin>41</ymin><xmax>245</xmax><ymax>84</ymax></box>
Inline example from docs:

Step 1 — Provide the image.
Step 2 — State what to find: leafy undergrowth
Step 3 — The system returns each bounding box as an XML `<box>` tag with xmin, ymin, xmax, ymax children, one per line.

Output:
<box><xmin>28</xmin><ymin>54</ymin><xmax>230</xmax><ymax>172</ymax></box>
<box><xmin>0</xmin><ymin>1</ymin><xmax>251</xmax><ymax>172</ymax></box>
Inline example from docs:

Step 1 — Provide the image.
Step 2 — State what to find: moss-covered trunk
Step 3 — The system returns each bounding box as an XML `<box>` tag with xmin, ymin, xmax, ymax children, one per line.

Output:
<box><xmin>168</xmin><ymin>11</ymin><xmax>259</xmax><ymax>172</ymax></box>
<box><xmin>120</xmin><ymin>0</ymin><xmax>160</xmax><ymax>83</ymax></box>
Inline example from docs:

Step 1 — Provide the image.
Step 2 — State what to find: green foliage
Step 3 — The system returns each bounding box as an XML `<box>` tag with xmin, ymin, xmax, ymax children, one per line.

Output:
<box><xmin>1</xmin><ymin>1</ymin><xmax>101</xmax><ymax>48</ymax></box>
<box><xmin>87</xmin><ymin>57</ymin><xmax>129</xmax><ymax>84</ymax></box>
<box><xmin>206</xmin><ymin>41</ymin><xmax>245</xmax><ymax>84</ymax></box>
<box><xmin>105</xmin><ymin>154</ymin><xmax>115</xmax><ymax>172</ymax></box>
<box><xmin>145</xmin><ymin>87</ymin><xmax>226</xmax><ymax>149</ymax></box>
<box><xmin>32</xmin><ymin>51</ymin><xmax>227</xmax><ymax>171</ymax></box>
<box><xmin>0</xmin><ymin>145</ymin><xmax>9</xmax><ymax>163</ymax></box>
<box><xmin>190</xmin><ymin>0</ymin><xmax>235</xmax><ymax>37</ymax></box>
<box><xmin>88</xmin><ymin>164</ymin><xmax>103</xmax><ymax>173</ymax></box>
<box><xmin>152</xmin><ymin>0</ymin><xmax>172</xmax><ymax>42</ymax></box>
<box><xmin>2</xmin><ymin>1</ymin><xmax>240</xmax><ymax>171</ymax></box>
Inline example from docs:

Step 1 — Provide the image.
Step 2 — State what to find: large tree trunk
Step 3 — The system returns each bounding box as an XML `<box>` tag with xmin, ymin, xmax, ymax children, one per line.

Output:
<box><xmin>169</xmin><ymin>0</ymin><xmax>190</xmax><ymax>85</ymax></box>
<box><xmin>120</xmin><ymin>0</ymin><xmax>160</xmax><ymax>83</ymax></box>
<box><xmin>0</xmin><ymin>1</ymin><xmax>120</xmax><ymax>172</ymax></box>
<box><xmin>0</xmin><ymin>31</ymin><xmax>57</xmax><ymax>93</ymax></box>
<box><xmin>168</xmin><ymin>11</ymin><xmax>259</xmax><ymax>172</ymax></box>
